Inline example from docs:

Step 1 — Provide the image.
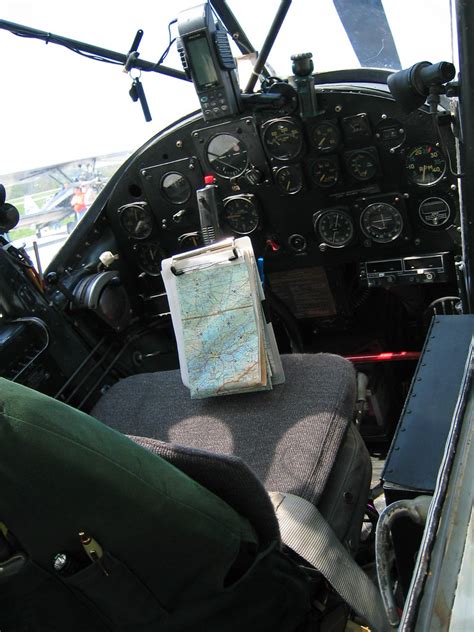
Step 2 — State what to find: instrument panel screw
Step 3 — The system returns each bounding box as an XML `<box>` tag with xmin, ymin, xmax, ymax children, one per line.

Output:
<box><xmin>403</xmin><ymin>192</ymin><xmax>410</xmax><ymax>198</ymax></box>
<box><xmin>414</xmin><ymin>238</ymin><xmax>421</xmax><ymax>245</ymax></box>
<box><xmin>381</xmin><ymin>113</ymin><xmax>387</xmax><ymax>119</ymax></box>
<box><xmin>399</xmin><ymin>128</ymin><xmax>404</xmax><ymax>134</ymax></box>
<box><xmin>192</xmin><ymin>131</ymin><xmax>199</xmax><ymax>137</ymax></box>
<box><xmin>335</xmin><ymin>105</ymin><xmax>342</xmax><ymax>112</ymax></box>
<box><xmin>390</xmin><ymin>148</ymin><xmax>396</xmax><ymax>154</ymax></box>
<box><xmin>176</xmin><ymin>140</ymin><xmax>183</xmax><ymax>148</ymax></box>
<box><xmin>450</xmin><ymin>184</ymin><xmax>457</xmax><ymax>191</ymax></box>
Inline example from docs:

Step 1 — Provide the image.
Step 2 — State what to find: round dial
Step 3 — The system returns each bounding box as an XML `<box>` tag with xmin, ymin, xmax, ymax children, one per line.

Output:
<box><xmin>161</xmin><ymin>172</ymin><xmax>191</xmax><ymax>204</ymax></box>
<box><xmin>406</xmin><ymin>145</ymin><xmax>446</xmax><ymax>186</ymax></box>
<box><xmin>263</xmin><ymin>119</ymin><xmax>303</xmax><ymax>160</ymax></box>
<box><xmin>315</xmin><ymin>209</ymin><xmax>354</xmax><ymax>248</ymax></box>
<box><xmin>312</xmin><ymin>157</ymin><xmax>339</xmax><ymax>188</ymax></box>
<box><xmin>360</xmin><ymin>203</ymin><xmax>403</xmax><ymax>243</ymax></box>
<box><xmin>206</xmin><ymin>134</ymin><xmax>248</xmax><ymax>178</ymax></box>
<box><xmin>177</xmin><ymin>232</ymin><xmax>203</xmax><ymax>250</ymax></box>
<box><xmin>346</xmin><ymin>150</ymin><xmax>378</xmax><ymax>181</ymax></box>
<box><xmin>419</xmin><ymin>197</ymin><xmax>451</xmax><ymax>227</ymax></box>
<box><xmin>275</xmin><ymin>165</ymin><xmax>303</xmax><ymax>194</ymax></box>
<box><xmin>133</xmin><ymin>242</ymin><xmax>164</xmax><ymax>276</ymax></box>
<box><xmin>311</xmin><ymin>122</ymin><xmax>340</xmax><ymax>152</ymax></box>
<box><xmin>222</xmin><ymin>195</ymin><xmax>260</xmax><ymax>235</ymax></box>
<box><xmin>119</xmin><ymin>202</ymin><xmax>153</xmax><ymax>240</ymax></box>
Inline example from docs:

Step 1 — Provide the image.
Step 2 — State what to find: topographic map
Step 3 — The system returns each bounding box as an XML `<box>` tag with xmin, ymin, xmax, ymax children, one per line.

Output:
<box><xmin>176</xmin><ymin>258</ymin><xmax>268</xmax><ymax>398</ymax></box>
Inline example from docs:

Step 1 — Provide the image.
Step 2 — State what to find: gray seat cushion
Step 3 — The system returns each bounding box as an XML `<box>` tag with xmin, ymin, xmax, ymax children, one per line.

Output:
<box><xmin>92</xmin><ymin>354</ymin><xmax>356</xmax><ymax>507</ymax></box>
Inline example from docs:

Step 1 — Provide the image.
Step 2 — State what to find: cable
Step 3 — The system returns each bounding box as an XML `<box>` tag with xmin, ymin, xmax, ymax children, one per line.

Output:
<box><xmin>432</xmin><ymin>112</ymin><xmax>464</xmax><ymax>178</ymax></box>
<box><xmin>8</xmin><ymin>26</ymin><xmax>123</xmax><ymax>66</ymax></box>
<box><xmin>148</xmin><ymin>19</ymin><xmax>177</xmax><ymax>70</ymax></box>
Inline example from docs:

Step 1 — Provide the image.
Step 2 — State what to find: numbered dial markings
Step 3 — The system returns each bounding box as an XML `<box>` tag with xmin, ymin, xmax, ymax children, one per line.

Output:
<box><xmin>406</xmin><ymin>145</ymin><xmax>446</xmax><ymax>186</ymax></box>
<box><xmin>206</xmin><ymin>134</ymin><xmax>248</xmax><ymax>178</ymax></box>
<box><xmin>275</xmin><ymin>165</ymin><xmax>303</xmax><ymax>194</ymax></box>
<box><xmin>312</xmin><ymin>157</ymin><xmax>339</xmax><ymax>188</ymax></box>
<box><xmin>133</xmin><ymin>242</ymin><xmax>164</xmax><ymax>276</ymax></box>
<box><xmin>263</xmin><ymin>119</ymin><xmax>303</xmax><ymax>160</ymax></box>
<box><xmin>222</xmin><ymin>196</ymin><xmax>260</xmax><ymax>235</ymax></box>
<box><xmin>346</xmin><ymin>150</ymin><xmax>378</xmax><ymax>181</ymax></box>
<box><xmin>360</xmin><ymin>203</ymin><xmax>403</xmax><ymax>243</ymax></box>
<box><xmin>311</xmin><ymin>122</ymin><xmax>340</xmax><ymax>152</ymax></box>
<box><xmin>315</xmin><ymin>210</ymin><xmax>354</xmax><ymax>248</ymax></box>
<box><xmin>161</xmin><ymin>172</ymin><xmax>191</xmax><ymax>204</ymax></box>
<box><xmin>119</xmin><ymin>203</ymin><xmax>153</xmax><ymax>240</ymax></box>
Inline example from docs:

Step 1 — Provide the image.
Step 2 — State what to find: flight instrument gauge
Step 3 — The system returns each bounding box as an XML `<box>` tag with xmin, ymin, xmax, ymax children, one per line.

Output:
<box><xmin>133</xmin><ymin>242</ymin><xmax>164</xmax><ymax>276</ymax></box>
<box><xmin>119</xmin><ymin>202</ymin><xmax>153</xmax><ymax>240</ymax></box>
<box><xmin>160</xmin><ymin>172</ymin><xmax>192</xmax><ymax>204</ymax></box>
<box><xmin>262</xmin><ymin>118</ymin><xmax>303</xmax><ymax>160</ymax></box>
<box><xmin>405</xmin><ymin>144</ymin><xmax>446</xmax><ymax>186</ymax></box>
<box><xmin>360</xmin><ymin>203</ymin><xmax>403</xmax><ymax>243</ymax></box>
<box><xmin>312</xmin><ymin>157</ymin><xmax>339</xmax><ymax>188</ymax></box>
<box><xmin>275</xmin><ymin>165</ymin><xmax>303</xmax><ymax>194</ymax></box>
<box><xmin>418</xmin><ymin>197</ymin><xmax>451</xmax><ymax>227</ymax></box>
<box><xmin>314</xmin><ymin>209</ymin><xmax>354</xmax><ymax>248</ymax></box>
<box><xmin>222</xmin><ymin>195</ymin><xmax>260</xmax><ymax>235</ymax></box>
<box><xmin>206</xmin><ymin>134</ymin><xmax>249</xmax><ymax>178</ymax></box>
<box><xmin>311</xmin><ymin>121</ymin><xmax>340</xmax><ymax>152</ymax></box>
<box><xmin>346</xmin><ymin>149</ymin><xmax>378</xmax><ymax>181</ymax></box>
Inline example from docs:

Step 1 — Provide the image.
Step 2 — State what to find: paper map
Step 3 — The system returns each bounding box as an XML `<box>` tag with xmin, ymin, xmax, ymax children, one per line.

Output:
<box><xmin>176</xmin><ymin>258</ymin><xmax>267</xmax><ymax>398</ymax></box>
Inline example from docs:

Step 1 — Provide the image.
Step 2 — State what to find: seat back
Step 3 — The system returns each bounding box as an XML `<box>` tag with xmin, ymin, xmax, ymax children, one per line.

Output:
<box><xmin>0</xmin><ymin>378</ymin><xmax>312</xmax><ymax>632</ymax></box>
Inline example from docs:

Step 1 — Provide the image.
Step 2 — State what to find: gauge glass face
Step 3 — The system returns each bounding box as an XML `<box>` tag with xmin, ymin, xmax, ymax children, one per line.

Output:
<box><xmin>119</xmin><ymin>203</ymin><xmax>153</xmax><ymax>240</ymax></box>
<box><xmin>263</xmin><ymin>119</ymin><xmax>303</xmax><ymax>160</ymax></box>
<box><xmin>177</xmin><ymin>232</ymin><xmax>203</xmax><ymax>250</ymax></box>
<box><xmin>161</xmin><ymin>172</ymin><xmax>191</xmax><ymax>204</ymax></box>
<box><xmin>406</xmin><ymin>145</ymin><xmax>446</xmax><ymax>186</ymax></box>
<box><xmin>346</xmin><ymin>150</ymin><xmax>378</xmax><ymax>181</ymax></box>
<box><xmin>316</xmin><ymin>210</ymin><xmax>354</xmax><ymax>247</ymax></box>
<box><xmin>418</xmin><ymin>197</ymin><xmax>451</xmax><ymax>227</ymax></box>
<box><xmin>360</xmin><ymin>203</ymin><xmax>403</xmax><ymax>243</ymax></box>
<box><xmin>311</xmin><ymin>122</ymin><xmax>340</xmax><ymax>152</ymax></box>
<box><xmin>312</xmin><ymin>157</ymin><xmax>339</xmax><ymax>188</ymax></box>
<box><xmin>134</xmin><ymin>242</ymin><xmax>163</xmax><ymax>275</ymax></box>
<box><xmin>275</xmin><ymin>165</ymin><xmax>303</xmax><ymax>194</ymax></box>
<box><xmin>222</xmin><ymin>196</ymin><xmax>260</xmax><ymax>235</ymax></box>
<box><xmin>206</xmin><ymin>134</ymin><xmax>248</xmax><ymax>178</ymax></box>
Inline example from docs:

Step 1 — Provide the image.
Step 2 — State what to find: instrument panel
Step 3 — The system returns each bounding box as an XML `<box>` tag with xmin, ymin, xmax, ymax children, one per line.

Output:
<box><xmin>105</xmin><ymin>87</ymin><xmax>460</xmax><ymax>283</ymax></box>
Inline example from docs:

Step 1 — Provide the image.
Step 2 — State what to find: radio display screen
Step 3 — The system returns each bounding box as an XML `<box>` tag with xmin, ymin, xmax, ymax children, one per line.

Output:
<box><xmin>186</xmin><ymin>35</ymin><xmax>219</xmax><ymax>89</ymax></box>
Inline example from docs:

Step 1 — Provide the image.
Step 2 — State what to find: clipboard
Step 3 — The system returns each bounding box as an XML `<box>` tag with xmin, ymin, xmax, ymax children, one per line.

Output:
<box><xmin>162</xmin><ymin>237</ymin><xmax>284</xmax><ymax>398</ymax></box>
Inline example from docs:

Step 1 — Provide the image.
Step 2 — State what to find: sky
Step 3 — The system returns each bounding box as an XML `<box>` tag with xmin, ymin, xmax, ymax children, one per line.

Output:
<box><xmin>1</xmin><ymin>0</ymin><xmax>455</xmax><ymax>176</ymax></box>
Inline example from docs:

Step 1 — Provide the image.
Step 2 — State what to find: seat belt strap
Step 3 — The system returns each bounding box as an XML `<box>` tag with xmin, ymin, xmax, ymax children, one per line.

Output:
<box><xmin>269</xmin><ymin>492</ymin><xmax>391</xmax><ymax>632</ymax></box>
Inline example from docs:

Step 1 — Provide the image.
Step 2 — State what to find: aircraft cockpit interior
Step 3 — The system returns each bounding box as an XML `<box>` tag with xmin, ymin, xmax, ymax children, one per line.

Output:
<box><xmin>0</xmin><ymin>1</ymin><xmax>473</xmax><ymax>630</ymax></box>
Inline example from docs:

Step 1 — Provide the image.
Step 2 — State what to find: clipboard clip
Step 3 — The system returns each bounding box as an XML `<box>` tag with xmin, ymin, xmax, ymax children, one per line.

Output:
<box><xmin>170</xmin><ymin>240</ymin><xmax>240</xmax><ymax>276</ymax></box>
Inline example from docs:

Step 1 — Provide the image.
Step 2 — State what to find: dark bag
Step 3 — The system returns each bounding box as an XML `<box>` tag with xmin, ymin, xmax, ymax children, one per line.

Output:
<box><xmin>0</xmin><ymin>378</ymin><xmax>312</xmax><ymax>632</ymax></box>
